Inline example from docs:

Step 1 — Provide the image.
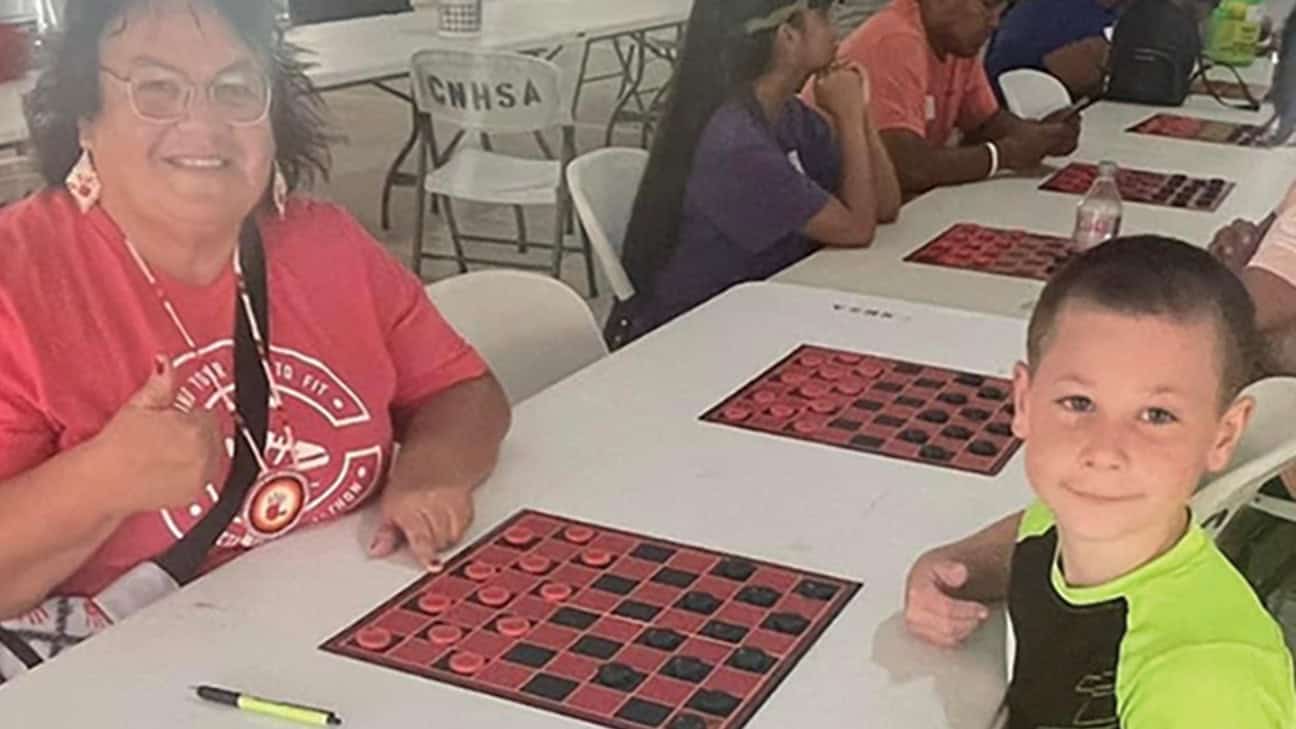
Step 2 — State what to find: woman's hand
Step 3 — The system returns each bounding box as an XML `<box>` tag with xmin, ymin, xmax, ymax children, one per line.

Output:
<box><xmin>368</xmin><ymin>480</ymin><xmax>475</xmax><ymax>570</ymax></box>
<box><xmin>92</xmin><ymin>356</ymin><xmax>220</xmax><ymax>515</ymax></box>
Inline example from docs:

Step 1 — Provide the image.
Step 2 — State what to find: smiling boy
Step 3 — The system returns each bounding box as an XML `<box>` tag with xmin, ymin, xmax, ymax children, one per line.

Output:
<box><xmin>903</xmin><ymin>236</ymin><xmax>1295</xmax><ymax>727</ymax></box>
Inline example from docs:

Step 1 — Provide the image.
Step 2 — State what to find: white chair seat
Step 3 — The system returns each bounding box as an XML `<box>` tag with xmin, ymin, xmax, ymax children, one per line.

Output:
<box><xmin>1192</xmin><ymin>376</ymin><xmax>1296</xmax><ymax>537</ymax></box>
<box><xmin>423</xmin><ymin>148</ymin><xmax>561</xmax><ymax>207</ymax></box>
<box><xmin>998</xmin><ymin>68</ymin><xmax>1072</xmax><ymax>120</ymax></box>
<box><xmin>425</xmin><ymin>270</ymin><xmax>607</xmax><ymax>403</ymax></box>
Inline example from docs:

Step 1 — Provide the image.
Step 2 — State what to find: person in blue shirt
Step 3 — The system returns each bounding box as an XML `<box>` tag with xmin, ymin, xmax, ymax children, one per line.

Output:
<box><xmin>984</xmin><ymin>0</ymin><xmax>1123</xmax><ymax>100</ymax></box>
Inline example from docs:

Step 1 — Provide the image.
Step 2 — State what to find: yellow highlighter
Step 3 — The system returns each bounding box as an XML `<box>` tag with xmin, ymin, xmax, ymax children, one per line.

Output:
<box><xmin>195</xmin><ymin>685</ymin><xmax>343</xmax><ymax>726</ymax></box>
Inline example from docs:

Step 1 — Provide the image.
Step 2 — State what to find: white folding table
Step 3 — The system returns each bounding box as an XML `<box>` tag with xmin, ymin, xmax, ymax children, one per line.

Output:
<box><xmin>0</xmin><ymin>282</ymin><xmax>1030</xmax><ymax>729</ymax></box>
<box><xmin>775</xmin><ymin>89</ymin><xmax>1296</xmax><ymax>319</ymax></box>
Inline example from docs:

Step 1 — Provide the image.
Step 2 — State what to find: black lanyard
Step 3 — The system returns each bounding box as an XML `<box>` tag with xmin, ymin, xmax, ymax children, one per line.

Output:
<box><xmin>155</xmin><ymin>219</ymin><xmax>270</xmax><ymax>584</ymax></box>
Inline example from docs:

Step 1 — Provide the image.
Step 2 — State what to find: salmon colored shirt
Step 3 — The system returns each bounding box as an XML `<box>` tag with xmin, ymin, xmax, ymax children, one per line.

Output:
<box><xmin>0</xmin><ymin>192</ymin><xmax>488</xmax><ymax>596</ymax></box>
<box><xmin>837</xmin><ymin>0</ymin><xmax>1001</xmax><ymax>147</ymax></box>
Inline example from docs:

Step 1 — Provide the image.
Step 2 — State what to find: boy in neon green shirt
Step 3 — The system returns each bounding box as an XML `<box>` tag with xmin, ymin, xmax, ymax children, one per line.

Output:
<box><xmin>903</xmin><ymin>236</ymin><xmax>1296</xmax><ymax>728</ymax></box>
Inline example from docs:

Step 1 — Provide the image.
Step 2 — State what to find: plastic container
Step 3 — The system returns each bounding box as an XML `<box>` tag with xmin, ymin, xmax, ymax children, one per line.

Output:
<box><xmin>438</xmin><ymin>0</ymin><xmax>482</xmax><ymax>36</ymax></box>
<box><xmin>1073</xmin><ymin>161</ymin><xmax>1123</xmax><ymax>251</ymax></box>
<box><xmin>1207</xmin><ymin>0</ymin><xmax>1264</xmax><ymax>67</ymax></box>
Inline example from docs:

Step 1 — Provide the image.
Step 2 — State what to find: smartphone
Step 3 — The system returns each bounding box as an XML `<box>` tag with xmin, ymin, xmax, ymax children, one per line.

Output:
<box><xmin>1058</xmin><ymin>95</ymin><xmax>1100</xmax><ymax>120</ymax></box>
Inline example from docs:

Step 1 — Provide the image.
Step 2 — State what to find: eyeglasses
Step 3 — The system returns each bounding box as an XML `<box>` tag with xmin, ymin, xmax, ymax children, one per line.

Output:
<box><xmin>99</xmin><ymin>64</ymin><xmax>272</xmax><ymax>126</ymax></box>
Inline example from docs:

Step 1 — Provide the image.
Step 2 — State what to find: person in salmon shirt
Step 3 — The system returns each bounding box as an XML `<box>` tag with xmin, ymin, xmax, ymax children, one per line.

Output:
<box><xmin>0</xmin><ymin>0</ymin><xmax>510</xmax><ymax>655</ymax></box>
<box><xmin>835</xmin><ymin>0</ymin><xmax>1080</xmax><ymax>196</ymax></box>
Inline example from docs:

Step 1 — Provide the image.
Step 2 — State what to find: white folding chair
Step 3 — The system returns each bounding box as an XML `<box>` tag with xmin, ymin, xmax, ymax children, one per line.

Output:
<box><xmin>410</xmin><ymin>49</ymin><xmax>595</xmax><ymax>293</ymax></box>
<box><xmin>424</xmin><ymin>270</ymin><xmax>608</xmax><ymax>404</ymax></box>
<box><xmin>998</xmin><ymin>69</ymin><xmax>1072</xmax><ymax>120</ymax></box>
<box><xmin>565</xmin><ymin>147</ymin><xmax>647</xmax><ymax>304</ymax></box>
<box><xmin>1192</xmin><ymin>376</ymin><xmax>1296</xmax><ymax>539</ymax></box>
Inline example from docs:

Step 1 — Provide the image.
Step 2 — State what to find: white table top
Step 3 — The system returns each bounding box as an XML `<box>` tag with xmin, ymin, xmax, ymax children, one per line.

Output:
<box><xmin>776</xmin><ymin>93</ymin><xmax>1296</xmax><ymax>319</ymax></box>
<box><xmin>288</xmin><ymin>0</ymin><xmax>691</xmax><ymax>90</ymax></box>
<box><xmin>0</xmin><ymin>282</ymin><xmax>1030</xmax><ymax>729</ymax></box>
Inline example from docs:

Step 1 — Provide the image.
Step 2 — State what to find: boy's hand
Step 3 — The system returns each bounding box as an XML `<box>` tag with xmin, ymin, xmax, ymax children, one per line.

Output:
<box><xmin>904</xmin><ymin>552</ymin><xmax>992</xmax><ymax>648</ymax></box>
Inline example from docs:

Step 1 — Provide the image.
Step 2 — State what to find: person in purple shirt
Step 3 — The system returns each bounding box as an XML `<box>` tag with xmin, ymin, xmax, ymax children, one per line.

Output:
<box><xmin>985</xmin><ymin>0</ymin><xmax>1123</xmax><ymax>100</ymax></box>
<box><xmin>607</xmin><ymin>0</ymin><xmax>901</xmax><ymax>347</ymax></box>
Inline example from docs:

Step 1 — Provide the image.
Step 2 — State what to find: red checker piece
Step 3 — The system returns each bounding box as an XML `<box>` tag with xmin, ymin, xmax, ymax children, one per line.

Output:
<box><xmin>854</xmin><ymin>361</ymin><xmax>884</xmax><ymax>378</ymax></box>
<box><xmin>808</xmin><ymin>398</ymin><xmax>839</xmax><ymax>414</ymax></box>
<box><xmin>750</xmin><ymin>389</ymin><xmax>779</xmax><ymax>405</ymax></box>
<box><xmin>356</xmin><ymin>626</ymin><xmax>393</xmax><ymax>651</ymax></box>
<box><xmin>496</xmin><ymin>616</ymin><xmax>532</xmax><ymax>638</ymax></box>
<box><xmin>478</xmin><ymin>586</ymin><xmax>512</xmax><ymax>607</ymax></box>
<box><xmin>449</xmin><ymin>651</ymin><xmax>486</xmax><ymax>675</ymax></box>
<box><xmin>779</xmin><ymin>371</ymin><xmax>809</xmax><ymax>386</ymax></box>
<box><xmin>767</xmin><ymin>403</ymin><xmax>799</xmax><ymax>418</ymax></box>
<box><xmin>798</xmin><ymin>353</ymin><xmax>825</xmax><ymax>367</ymax></box>
<box><xmin>833</xmin><ymin>352</ymin><xmax>862</xmax><ymax>364</ymax></box>
<box><xmin>519</xmin><ymin>554</ymin><xmax>552</xmax><ymax>574</ymax></box>
<box><xmin>503</xmin><ymin>526</ymin><xmax>534</xmax><ymax>546</ymax></box>
<box><xmin>799</xmin><ymin>381</ymin><xmax>831</xmax><ymax>399</ymax></box>
<box><xmin>791</xmin><ymin>417</ymin><xmax>823</xmax><ymax>434</ymax></box>
<box><xmin>720</xmin><ymin>404</ymin><xmax>752</xmax><ymax>422</ymax></box>
<box><xmin>834</xmin><ymin>380</ymin><xmax>863</xmax><ymax>395</ymax></box>
<box><xmin>563</xmin><ymin>525</ymin><xmax>596</xmax><ymax>544</ymax></box>
<box><xmin>418</xmin><ymin>592</ymin><xmax>452</xmax><ymax>615</ymax></box>
<box><xmin>541</xmin><ymin>582</ymin><xmax>574</xmax><ymax>602</ymax></box>
<box><xmin>580</xmin><ymin>548</ymin><xmax>614</xmax><ymax>567</ymax></box>
<box><xmin>465</xmin><ymin>562</ymin><xmax>498</xmax><ymax>582</ymax></box>
<box><xmin>818</xmin><ymin>365</ymin><xmax>846</xmax><ymax>381</ymax></box>
<box><xmin>428</xmin><ymin>624</ymin><xmax>464</xmax><ymax>646</ymax></box>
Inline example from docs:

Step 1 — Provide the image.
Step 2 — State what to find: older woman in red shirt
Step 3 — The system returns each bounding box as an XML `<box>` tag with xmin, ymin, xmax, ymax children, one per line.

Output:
<box><xmin>0</xmin><ymin>0</ymin><xmax>509</xmax><ymax>673</ymax></box>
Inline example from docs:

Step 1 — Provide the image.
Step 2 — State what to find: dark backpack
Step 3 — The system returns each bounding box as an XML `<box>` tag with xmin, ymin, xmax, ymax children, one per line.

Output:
<box><xmin>1106</xmin><ymin>0</ymin><xmax>1201</xmax><ymax>106</ymax></box>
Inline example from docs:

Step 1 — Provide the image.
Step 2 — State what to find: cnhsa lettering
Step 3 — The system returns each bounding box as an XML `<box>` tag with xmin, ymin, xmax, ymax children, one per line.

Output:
<box><xmin>425</xmin><ymin>75</ymin><xmax>544</xmax><ymax>111</ymax></box>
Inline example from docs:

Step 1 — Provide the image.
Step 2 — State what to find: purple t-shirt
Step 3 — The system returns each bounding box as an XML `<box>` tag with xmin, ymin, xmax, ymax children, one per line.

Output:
<box><xmin>634</xmin><ymin>97</ymin><xmax>839</xmax><ymax>333</ymax></box>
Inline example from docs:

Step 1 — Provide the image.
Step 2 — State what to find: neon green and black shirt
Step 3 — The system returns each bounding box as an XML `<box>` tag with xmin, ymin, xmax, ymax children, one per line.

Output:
<box><xmin>1007</xmin><ymin>501</ymin><xmax>1296</xmax><ymax>729</ymax></box>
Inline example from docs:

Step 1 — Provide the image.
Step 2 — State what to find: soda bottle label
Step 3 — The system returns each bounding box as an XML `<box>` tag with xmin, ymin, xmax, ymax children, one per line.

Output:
<box><xmin>1074</xmin><ymin>209</ymin><xmax>1122</xmax><ymax>249</ymax></box>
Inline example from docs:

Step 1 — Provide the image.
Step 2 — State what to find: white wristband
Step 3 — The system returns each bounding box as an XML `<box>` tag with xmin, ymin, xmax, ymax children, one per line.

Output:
<box><xmin>985</xmin><ymin>142</ymin><xmax>1000</xmax><ymax>179</ymax></box>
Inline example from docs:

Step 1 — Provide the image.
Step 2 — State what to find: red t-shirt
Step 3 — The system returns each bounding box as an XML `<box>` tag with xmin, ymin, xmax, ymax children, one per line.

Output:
<box><xmin>839</xmin><ymin>0</ymin><xmax>1000</xmax><ymax>147</ymax></box>
<box><xmin>0</xmin><ymin>192</ymin><xmax>489</xmax><ymax>596</ymax></box>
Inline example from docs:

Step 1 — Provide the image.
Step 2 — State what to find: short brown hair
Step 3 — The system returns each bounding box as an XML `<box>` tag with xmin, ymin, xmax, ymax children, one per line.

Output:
<box><xmin>1026</xmin><ymin>235</ymin><xmax>1260</xmax><ymax>404</ymax></box>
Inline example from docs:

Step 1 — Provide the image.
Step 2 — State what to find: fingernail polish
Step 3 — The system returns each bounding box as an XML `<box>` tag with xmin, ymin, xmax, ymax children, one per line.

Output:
<box><xmin>154</xmin><ymin>356</ymin><xmax>166</xmax><ymax>375</ymax></box>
